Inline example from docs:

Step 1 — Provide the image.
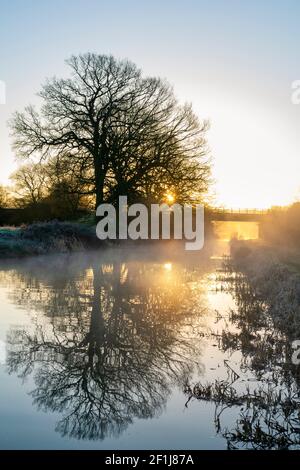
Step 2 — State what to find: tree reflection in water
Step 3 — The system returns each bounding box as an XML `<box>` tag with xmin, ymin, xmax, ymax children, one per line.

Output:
<box><xmin>4</xmin><ymin>251</ymin><xmax>208</xmax><ymax>441</ymax></box>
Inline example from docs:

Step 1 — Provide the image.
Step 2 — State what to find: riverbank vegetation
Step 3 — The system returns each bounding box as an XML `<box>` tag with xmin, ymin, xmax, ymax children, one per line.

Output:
<box><xmin>184</xmin><ymin>246</ymin><xmax>300</xmax><ymax>449</ymax></box>
<box><xmin>183</xmin><ymin>214</ymin><xmax>300</xmax><ymax>449</ymax></box>
<box><xmin>0</xmin><ymin>221</ymin><xmax>97</xmax><ymax>258</ymax></box>
<box><xmin>259</xmin><ymin>202</ymin><xmax>300</xmax><ymax>268</ymax></box>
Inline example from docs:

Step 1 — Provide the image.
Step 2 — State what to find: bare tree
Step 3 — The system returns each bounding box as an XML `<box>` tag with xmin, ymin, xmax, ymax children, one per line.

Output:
<box><xmin>10</xmin><ymin>53</ymin><xmax>210</xmax><ymax>209</ymax></box>
<box><xmin>10</xmin><ymin>162</ymin><xmax>48</xmax><ymax>206</ymax></box>
<box><xmin>0</xmin><ymin>185</ymin><xmax>12</xmax><ymax>208</ymax></box>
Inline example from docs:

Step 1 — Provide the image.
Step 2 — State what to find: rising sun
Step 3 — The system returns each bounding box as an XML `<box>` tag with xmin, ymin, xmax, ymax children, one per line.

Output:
<box><xmin>165</xmin><ymin>193</ymin><xmax>175</xmax><ymax>204</ymax></box>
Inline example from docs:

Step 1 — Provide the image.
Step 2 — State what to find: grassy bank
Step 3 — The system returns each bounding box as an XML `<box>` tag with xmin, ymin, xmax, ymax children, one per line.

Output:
<box><xmin>0</xmin><ymin>221</ymin><xmax>98</xmax><ymax>258</ymax></box>
<box><xmin>229</xmin><ymin>238</ymin><xmax>300</xmax><ymax>338</ymax></box>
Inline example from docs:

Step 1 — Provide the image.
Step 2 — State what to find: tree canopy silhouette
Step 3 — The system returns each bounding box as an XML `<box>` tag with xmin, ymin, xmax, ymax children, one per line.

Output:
<box><xmin>10</xmin><ymin>53</ymin><xmax>210</xmax><ymax>209</ymax></box>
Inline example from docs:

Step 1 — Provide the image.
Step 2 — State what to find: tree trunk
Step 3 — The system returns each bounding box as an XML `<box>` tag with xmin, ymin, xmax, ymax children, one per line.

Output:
<box><xmin>95</xmin><ymin>176</ymin><xmax>104</xmax><ymax>209</ymax></box>
<box><xmin>94</xmin><ymin>153</ymin><xmax>105</xmax><ymax>212</ymax></box>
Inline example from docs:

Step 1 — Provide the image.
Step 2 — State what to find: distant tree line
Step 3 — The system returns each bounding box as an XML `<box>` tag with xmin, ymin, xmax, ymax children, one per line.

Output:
<box><xmin>0</xmin><ymin>159</ymin><xmax>91</xmax><ymax>222</ymax></box>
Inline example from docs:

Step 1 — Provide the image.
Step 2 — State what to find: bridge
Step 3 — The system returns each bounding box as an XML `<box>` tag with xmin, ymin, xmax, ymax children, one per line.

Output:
<box><xmin>210</xmin><ymin>208</ymin><xmax>269</xmax><ymax>222</ymax></box>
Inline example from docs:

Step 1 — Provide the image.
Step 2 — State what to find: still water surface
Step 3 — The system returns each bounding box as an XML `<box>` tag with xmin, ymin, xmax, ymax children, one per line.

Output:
<box><xmin>0</xmin><ymin>222</ymin><xmax>293</xmax><ymax>449</ymax></box>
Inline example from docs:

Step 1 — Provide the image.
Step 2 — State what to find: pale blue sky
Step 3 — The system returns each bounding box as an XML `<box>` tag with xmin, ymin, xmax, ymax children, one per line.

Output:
<box><xmin>1</xmin><ymin>0</ymin><xmax>300</xmax><ymax>207</ymax></box>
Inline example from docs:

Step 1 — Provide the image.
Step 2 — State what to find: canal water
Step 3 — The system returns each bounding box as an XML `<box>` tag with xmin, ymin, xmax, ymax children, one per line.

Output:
<box><xmin>1</xmin><ymin>221</ymin><xmax>292</xmax><ymax>450</ymax></box>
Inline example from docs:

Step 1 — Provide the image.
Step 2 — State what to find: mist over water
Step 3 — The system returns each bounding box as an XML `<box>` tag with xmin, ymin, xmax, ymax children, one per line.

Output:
<box><xmin>1</xmin><ymin>223</ymin><xmax>280</xmax><ymax>450</ymax></box>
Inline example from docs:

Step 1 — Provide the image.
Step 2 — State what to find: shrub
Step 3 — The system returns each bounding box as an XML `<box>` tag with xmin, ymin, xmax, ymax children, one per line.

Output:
<box><xmin>0</xmin><ymin>221</ymin><xmax>98</xmax><ymax>258</ymax></box>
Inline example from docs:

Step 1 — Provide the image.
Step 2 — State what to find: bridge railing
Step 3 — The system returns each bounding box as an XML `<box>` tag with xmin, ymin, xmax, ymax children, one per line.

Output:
<box><xmin>211</xmin><ymin>208</ymin><xmax>269</xmax><ymax>215</ymax></box>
